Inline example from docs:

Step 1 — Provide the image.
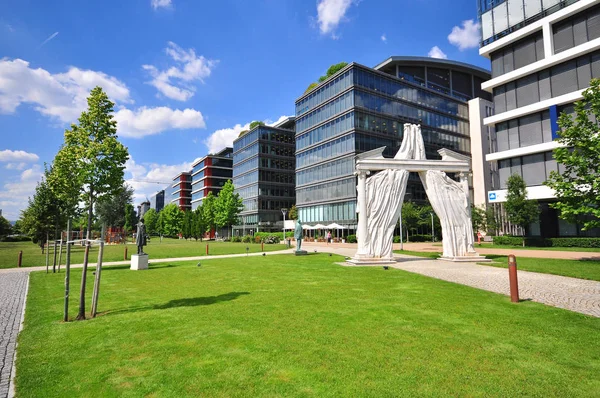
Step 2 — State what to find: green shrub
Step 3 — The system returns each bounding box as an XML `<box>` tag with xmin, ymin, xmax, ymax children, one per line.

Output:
<box><xmin>263</xmin><ymin>235</ymin><xmax>280</xmax><ymax>244</ymax></box>
<box><xmin>0</xmin><ymin>235</ymin><xmax>31</xmax><ymax>242</ymax></box>
<box><xmin>231</xmin><ymin>236</ymin><xmax>242</xmax><ymax>243</ymax></box>
<box><xmin>492</xmin><ymin>236</ymin><xmax>600</xmax><ymax>248</ymax></box>
<box><xmin>254</xmin><ymin>232</ymin><xmax>293</xmax><ymax>240</ymax></box>
<box><xmin>393</xmin><ymin>236</ymin><xmax>400</xmax><ymax>243</ymax></box>
<box><xmin>346</xmin><ymin>234</ymin><xmax>357</xmax><ymax>243</ymax></box>
<box><xmin>242</xmin><ymin>235</ymin><xmax>252</xmax><ymax>243</ymax></box>
<box><xmin>406</xmin><ymin>234</ymin><xmax>433</xmax><ymax>242</ymax></box>
<box><xmin>254</xmin><ymin>236</ymin><xmax>262</xmax><ymax>244</ymax></box>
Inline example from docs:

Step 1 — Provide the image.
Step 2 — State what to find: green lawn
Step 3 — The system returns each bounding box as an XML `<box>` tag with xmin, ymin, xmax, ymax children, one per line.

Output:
<box><xmin>0</xmin><ymin>239</ymin><xmax>287</xmax><ymax>269</ymax></box>
<box><xmin>395</xmin><ymin>250</ymin><xmax>600</xmax><ymax>281</ymax></box>
<box><xmin>474</xmin><ymin>242</ymin><xmax>600</xmax><ymax>253</ymax></box>
<box><xmin>16</xmin><ymin>254</ymin><xmax>600</xmax><ymax>397</ymax></box>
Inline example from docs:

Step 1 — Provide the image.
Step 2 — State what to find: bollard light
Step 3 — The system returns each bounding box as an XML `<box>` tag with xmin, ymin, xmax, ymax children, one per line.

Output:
<box><xmin>197</xmin><ymin>262</ymin><xmax>201</xmax><ymax>267</ymax></box>
<box><xmin>508</xmin><ymin>254</ymin><xmax>519</xmax><ymax>303</ymax></box>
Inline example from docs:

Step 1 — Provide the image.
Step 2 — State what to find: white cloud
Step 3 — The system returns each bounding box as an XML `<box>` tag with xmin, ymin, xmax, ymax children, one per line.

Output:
<box><xmin>6</xmin><ymin>162</ymin><xmax>27</xmax><ymax>170</ymax></box>
<box><xmin>0</xmin><ymin>149</ymin><xmax>39</xmax><ymax>163</ymax></box>
<box><xmin>381</xmin><ymin>34</ymin><xmax>387</xmax><ymax>43</ymax></box>
<box><xmin>115</xmin><ymin>106</ymin><xmax>206</xmax><ymax>138</ymax></box>
<box><xmin>151</xmin><ymin>0</ymin><xmax>172</xmax><ymax>10</ymax></box>
<box><xmin>125</xmin><ymin>157</ymin><xmax>193</xmax><ymax>204</ymax></box>
<box><xmin>204</xmin><ymin>122</ymin><xmax>250</xmax><ymax>155</ymax></box>
<box><xmin>316</xmin><ymin>0</ymin><xmax>356</xmax><ymax>36</ymax></box>
<box><xmin>38</xmin><ymin>31</ymin><xmax>59</xmax><ymax>48</ymax></box>
<box><xmin>0</xmin><ymin>58</ymin><xmax>207</xmax><ymax>138</ymax></box>
<box><xmin>448</xmin><ymin>20</ymin><xmax>481</xmax><ymax>51</ymax></box>
<box><xmin>428</xmin><ymin>46</ymin><xmax>448</xmax><ymax>59</ymax></box>
<box><xmin>266</xmin><ymin>115</ymin><xmax>293</xmax><ymax>127</ymax></box>
<box><xmin>143</xmin><ymin>42</ymin><xmax>217</xmax><ymax>101</ymax></box>
<box><xmin>0</xmin><ymin>164</ymin><xmax>44</xmax><ymax>220</ymax></box>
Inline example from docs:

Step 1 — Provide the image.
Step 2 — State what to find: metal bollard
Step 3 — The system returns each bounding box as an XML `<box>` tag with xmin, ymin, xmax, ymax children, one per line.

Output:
<box><xmin>508</xmin><ymin>254</ymin><xmax>519</xmax><ymax>303</ymax></box>
<box><xmin>261</xmin><ymin>242</ymin><xmax>264</xmax><ymax>252</ymax></box>
<box><xmin>18</xmin><ymin>250</ymin><xmax>22</xmax><ymax>268</ymax></box>
<box><xmin>124</xmin><ymin>246</ymin><xmax>128</xmax><ymax>260</ymax></box>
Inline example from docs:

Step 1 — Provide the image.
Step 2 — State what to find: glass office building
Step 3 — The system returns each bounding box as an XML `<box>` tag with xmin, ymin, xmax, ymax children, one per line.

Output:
<box><xmin>480</xmin><ymin>0</ymin><xmax>600</xmax><ymax>237</ymax></box>
<box><xmin>149</xmin><ymin>190</ymin><xmax>165</xmax><ymax>212</ymax></box>
<box><xmin>191</xmin><ymin>147</ymin><xmax>233</xmax><ymax>211</ymax></box>
<box><xmin>232</xmin><ymin>118</ymin><xmax>296</xmax><ymax>234</ymax></box>
<box><xmin>294</xmin><ymin>57</ymin><xmax>491</xmax><ymax>226</ymax></box>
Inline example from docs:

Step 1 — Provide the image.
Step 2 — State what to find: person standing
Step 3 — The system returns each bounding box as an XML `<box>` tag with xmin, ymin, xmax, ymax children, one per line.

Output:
<box><xmin>327</xmin><ymin>231</ymin><xmax>332</xmax><ymax>245</ymax></box>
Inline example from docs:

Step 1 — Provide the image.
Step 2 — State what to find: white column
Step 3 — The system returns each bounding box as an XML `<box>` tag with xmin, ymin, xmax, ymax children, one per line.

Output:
<box><xmin>543</xmin><ymin>21</ymin><xmax>553</xmax><ymax>60</ymax></box>
<box><xmin>355</xmin><ymin>170</ymin><xmax>370</xmax><ymax>257</ymax></box>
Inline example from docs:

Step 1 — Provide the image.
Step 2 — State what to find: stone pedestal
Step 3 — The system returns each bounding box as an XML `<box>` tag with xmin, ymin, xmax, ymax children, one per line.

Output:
<box><xmin>438</xmin><ymin>252</ymin><xmax>491</xmax><ymax>262</ymax></box>
<box><xmin>131</xmin><ymin>254</ymin><xmax>148</xmax><ymax>270</ymax></box>
<box><xmin>294</xmin><ymin>250</ymin><xmax>308</xmax><ymax>256</ymax></box>
<box><xmin>347</xmin><ymin>255</ymin><xmax>398</xmax><ymax>265</ymax></box>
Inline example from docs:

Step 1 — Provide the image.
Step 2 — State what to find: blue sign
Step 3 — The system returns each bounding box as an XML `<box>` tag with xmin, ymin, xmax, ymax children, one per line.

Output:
<box><xmin>488</xmin><ymin>192</ymin><xmax>497</xmax><ymax>201</ymax></box>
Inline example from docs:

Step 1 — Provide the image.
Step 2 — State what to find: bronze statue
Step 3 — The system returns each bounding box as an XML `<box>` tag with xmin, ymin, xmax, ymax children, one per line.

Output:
<box><xmin>136</xmin><ymin>218</ymin><xmax>147</xmax><ymax>255</ymax></box>
<box><xmin>294</xmin><ymin>219</ymin><xmax>303</xmax><ymax>252</ymax></box>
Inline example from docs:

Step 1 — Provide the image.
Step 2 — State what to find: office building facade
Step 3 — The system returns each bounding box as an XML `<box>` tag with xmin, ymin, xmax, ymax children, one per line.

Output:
<box><xmin>190</xmin><ymin>147</ymin><xmax>234</xmax><ymax>210</ymax></box>
<box><xmin>232</xmin><ymin>118</ymin><xmax>296</xmax><ymax>234</ymax></box>
<box><xmin>169</xmin><ymin>171</ymin><xmax>192</xmax><ymax>211</ymax></box>
<box><xmin>480</xmin><ymin>0</ymin><xmax>600</xmax><ymax>237</ymax></box>
<box><xmin>294</xmin><ymin>57</ymin><xmax>491</xmax><ymax>226</ymax></box>
<box><xmin>149</xmin><ymin>190</ymin><xmax>165</xmax><ymax>212</ymax></box>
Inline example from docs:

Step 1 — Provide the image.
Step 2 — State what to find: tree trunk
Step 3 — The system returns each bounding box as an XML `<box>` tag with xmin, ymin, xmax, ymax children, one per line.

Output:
<box><xmin>76</xmin><ymin>193</ymin><xmax>93</xmax><ymax>321</ymax></box>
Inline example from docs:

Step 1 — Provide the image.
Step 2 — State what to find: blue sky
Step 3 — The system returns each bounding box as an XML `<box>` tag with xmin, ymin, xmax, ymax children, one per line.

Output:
<box><xmin>0</xmin><ymin>0</ymin><xmax>488</xmax><ymax>220</ymax></box>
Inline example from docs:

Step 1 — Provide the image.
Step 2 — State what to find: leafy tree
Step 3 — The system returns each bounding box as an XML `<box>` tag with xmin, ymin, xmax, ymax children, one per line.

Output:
<box><xmin>401</xmin><ymin>202</ymin><xmax>421</xmax><ymax>241</ymax></box>
<box><xmin>545</xmin><ymin>79</ymin><xmax>600</xmax><ymax>231</ymax></box>
<box><xmin>214</xmin><ymin>180</ymin><xmax>243</xmax><ymax>237</ymax></box>
<box><xmin>20</xmin><ymin>175</ymin><xmax>64</xmax><ymax>252</ymax></box>
<box><xmin>12</xmin><ymin>219</ymin><xmax>23</xmax><ymax>235</ymax></box>
<box><xmin>505</xmin><ymin>174</ymin><xmax>539</xmax><ymax>246</ymax></box>
<box><xmin>249</xmin><ymin>121</ymin><xmax>265</xmax><ymax>130</ymax></box>
<box><xmin>202</xmin><ymin>192</ymin><xmax>217</xmax><ymax>236</ymax></box>
<box><xmin>182</xmin><ymin>210</ymin><xmax>193</xmax><ymax>239</ymax></box>
<box><xmin>318</xmin><ymin>62</ymin><xmax>348</xmax><ymax>82</ymax></box>
<box><xmin>156</xmin><ymin>211</ymin><xmax>164</xmax><ymax>237</ymax></box>
<box><xmin>96</xmin><ymin>184</ymin><xmax>133</xmax><ymax>228</ymax></box>
<box><xmin>192</xmin><ymin>207</ymin><xmax>206</xmax><ymax>241</ymax></box>
<box><xmin>160</xmin><ymin>203</ymin><xmax>184</xmax><ymax>237</ymax></box>
<box><xmin>486</xmin><ymin>207</ymin><xmax>499</xmax><ymax>235</ymax></box>
<box><xmin>49</xmin><ymin>86</ymin><xmax>129</xmax><ymax>320</ymax></box>
<box><xmin>123</xmin><ymin>204</ymin><xmax>137</xmax><ymax>241</ymax></box>
<box><xmin>305</xmin><ymin>62</ymin><xmax>348</xmax><ymax>93</ymax></box>
<box><xmin>471</xmin><ymin>205</ymin><xmax>487</xmax><ymax>233</ymax></box>
<box><xmin>144</xmin><ymin>208</ymin><xmax>158</xmax><ymax>234</ymax></box>
<box><xmin>0</xmin><ymin>215</ymin><xmax>12</xmax><ymax>237</ymax></box>
<box><xmin>288</xmin><ymin>204</ymin><xmax>298</xmax><ymax>220</ymax></box>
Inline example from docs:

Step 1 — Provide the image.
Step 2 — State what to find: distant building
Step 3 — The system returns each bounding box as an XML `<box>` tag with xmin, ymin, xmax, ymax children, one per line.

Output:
<box><xmin>190</xmin><ymin>147</ymin><xmax>234</xmax><ymax>210</ymax></box>
<box><xmin>169</xmin><ymin>171</ymin><xmax>192</xmax><ymax>211</ymax></box>
<box><xmin>149</xmin><ymin>190</ymin><xmax>165</xmax><ymax>212</ymax></box>
<box><xmin>232</xmin><ymin>118</ymin><xmax>296</xmax><ymax>234</ymax></box>
<box><xmin>139</xmin><ymin>200</ymin><xmax>150</xmax><ymax>218</ymax></box>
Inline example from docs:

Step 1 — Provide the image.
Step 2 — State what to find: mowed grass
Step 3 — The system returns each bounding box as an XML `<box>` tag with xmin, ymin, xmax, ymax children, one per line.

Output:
<box><xmin>395</xmin><ymin>250</ymin><xmax>600</xmax><ymax>281</ymax></box>
<box><xmin>0</xmin><ymin>238</ymin><xmax>286</xmax><ymax>268</ymax></box>
<box><xmin>474</xmin><ymin>242</ymin><xmax>600</xmax><ymax>253</ymax></box>
<box><xmin>17</xmin><ymin>254</ymin><xmax>600</xmax><ymax>397</ymax></box>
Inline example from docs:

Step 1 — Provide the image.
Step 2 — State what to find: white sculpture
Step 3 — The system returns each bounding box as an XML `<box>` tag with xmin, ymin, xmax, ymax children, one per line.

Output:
<box><xmin>351</xmin><ymin>123</ymin><xmax>486</xmax><ymax>264</ymax></box>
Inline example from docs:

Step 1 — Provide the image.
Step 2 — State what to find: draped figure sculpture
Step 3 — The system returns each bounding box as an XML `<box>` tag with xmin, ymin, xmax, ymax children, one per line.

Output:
<box><xmin>356</xmin><ymin>123</ymin><xmax>480</xmax><ymax>262</ymax></box>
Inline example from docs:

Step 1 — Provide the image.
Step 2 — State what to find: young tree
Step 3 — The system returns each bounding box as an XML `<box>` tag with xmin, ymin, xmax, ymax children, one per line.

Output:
<box><xmin>401</xmin><ymin>202</ymin><xmax>421</xmax><ymax>241</ymax></box>
<box><xmin>123</xmin><ymin>204</ymin><xmax>137</xmax><ymax>242</ymax></box>
<box><xmin>214</xmin><ymin>180</ymin><xmax>243</xmax><ymax>238</ymax></box>
<box><xmin>144</xmin><ymin>208</ymin><xmax>158</xmax><ymax>234</ymax></box>
<box><xmin>202</xmin><ymin>192</ymin><xmax>216</xmax><ymax>237</ymax></box>
<box><xmin>505</xmin><ymin>174</ymin><xmax>539</xmax><ymax>246</ymax></box>
<box><xmin>192</xmin><ymin>207</ymin><xmax>206</xmax><ymax>241</ymax></box>
<box><xmin>471</xmin><ymin>205</ymin><xmax>487</xmax><ymax>233</ymax></box>
<box><xmin>0</xmin><ymin>215</ymin><xmax>12</xmax><ymax>237</ymax></box>
<box><xmin>160</xmin><ymin>203</ymin><xmax>184</xmax><ymax>237</ymax></box>
<box><xmin>288</xmin><ymin>204</ymin><xmax>298</xmax><ymax>220</ymax></box>
<box><xmin>182</xmin><ymin>210</ymin><xmax>193</xmax><ymax>240</ymax></box>
<box><xmin>545</xmin><ymin>79</ymin><xmax>600</xmax><ymax>231</ymax></box>
<box><xmin>96</xmin><ymin>184</ymin><xmax>133</xmax><ymax>228</ymax></box>
<box><xmin>49</xmin><ymin>86</ymin><xmax>129</xmax><ymax>320</ymax></box>
<box><xmin>486</xmin><ymin>207</ymin><xmax>499</xmax><ymax>235</ymax></box>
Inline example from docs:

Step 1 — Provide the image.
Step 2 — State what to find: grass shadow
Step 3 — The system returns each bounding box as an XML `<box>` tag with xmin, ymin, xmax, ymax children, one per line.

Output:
<box><xmin>101</xmin><ymin>292</ymin><xmax>250</xmax><ymax>317</ymax></box>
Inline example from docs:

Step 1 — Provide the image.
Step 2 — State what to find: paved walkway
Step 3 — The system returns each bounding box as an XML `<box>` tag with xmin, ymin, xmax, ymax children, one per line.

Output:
<box><xmin>0</xmin><ymin>273</ymin><xmax>28</xmax><ymax>398</ymax></box>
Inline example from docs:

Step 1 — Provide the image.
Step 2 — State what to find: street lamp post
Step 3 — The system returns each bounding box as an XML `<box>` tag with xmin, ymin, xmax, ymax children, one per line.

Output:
<box><xmin>431</xmin><ymin>212</ymin><xmax>435</xmax><ymax>242</ymax></box>
<box><xmin>281</xmin><ymin>208</ymin><xmax>288</xmax><ymax>244</ymax></box>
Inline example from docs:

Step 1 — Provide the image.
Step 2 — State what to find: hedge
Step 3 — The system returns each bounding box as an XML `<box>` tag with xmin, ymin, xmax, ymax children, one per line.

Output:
<box><xmin>254</xmin><ymin>232</ymin><xmax>293</xmax><ymax>240</ymax></box>
<box><xmin>493</xmin><ymin>236</ymin><xmax>600</xmax><ymax>248</ymax></box>
<box><xmin>346</xmin><ymin>234</ymin><xmax>357</xmax><ymax>243</ymax></box>
<box><xmin>0</xmin><ymin>235</ymin><xmax>31</xmax><ymax>242</ymax></box>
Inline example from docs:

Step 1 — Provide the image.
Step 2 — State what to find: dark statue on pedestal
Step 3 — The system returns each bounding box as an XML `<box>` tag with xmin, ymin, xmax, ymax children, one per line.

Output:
<box><xmin>136</xmin><ymin>218</ymin><xmax>147</xmax><ymax>255</ymax></box>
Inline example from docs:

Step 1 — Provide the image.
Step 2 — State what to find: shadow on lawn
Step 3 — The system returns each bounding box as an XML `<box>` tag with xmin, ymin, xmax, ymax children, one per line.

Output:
<box><xmin>102</xmin><ymin>292</ymin><xmax>250</xmax><ymax>317</ymax></box>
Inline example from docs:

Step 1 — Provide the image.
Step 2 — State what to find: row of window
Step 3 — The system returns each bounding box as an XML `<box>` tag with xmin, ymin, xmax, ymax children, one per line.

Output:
<box><xmin>234</xmin><ymin>127</ymin><xmax>295</xmax><ymax>154</ymax></box>
<box><xmin>296</xmin><ymin>177</ymin><xmax>356</xmax><ymax>205</ymax></box>
<box><xmin>260</xmin><ymin>158</ymin><xmax>294</xmax><ymax>171</ymax></box>
<box><xmin>493</xmin><ymin>111</ymin><xmax>553</xmax><ymax>151</ymax></box>
<box><xmin>297</xmin><ymin>133</ymin><xmax>354</xmax><ymax>169</ymax></box>
<box><xmin>233</xmin><ymin>141</ymin><xmax>259</xmax><ymax>165</ymax></box>
<box><xmin>296</xmin><ymin>70</ymin><xmax>353</xmax><ymax>116</ymax></box>
<box><xmin>234</xmin><ymin>129</ymin><xmax>259</xmax><ymax>152</ymax></box>
<box><xmin>298</xmin><ymin>201</ymin><xmax>357</xmax><ymax>223</ymax></box>
<box><xmin>354</xmin><ymin>133</ymin><xmax>400</xmax><ymax>157</ymax></box>
<box><xmin>296</xmin><ymin>112</ymin><xmax>354</xmax><ymax>151</ymax></box>
<box><xmin>353</xmin><ymin>69</ymin><xmax>470</xmax><ymax>118</ymax></box>
<box><xmin>491</xmin><ymin>31</ymin><xmax>544</xmax><ymax>78</ymax></box>
<box><xmin>553</xmin><ymin>3</ymin><xmax>600</xmax><ymax>54</ymax></box>
<box><xmin>496</xmin><ymin>151</ymin><xmax>562</xmax><ymax>188</ymax></box>
<box><xmin>259</xmin><ymin>144</ymin><xmax>294</xmax><ymax>158</ymax></box>
<box><xmin>354</xmin><ymin>90</ymin><xmax>470</xmax><ymax>136</ymax></box>
<box><xmin>233</xmin><ymin>157</ymin><xmax>258</xmax><ymax>177</ymax></box>
<box><xmin>259</xmin><ymin>170</ymin><xmax>295</xmax><ymax>185</ymax></box>
<box><xmin>211</xmin><ymin>158</ymin><xmax>233</xmax><ymax>169</ymax></box>
<box><xmin>236</xmin><ymin>184</ymin><xmax>258</xmax><ymax>201</ymax></box>
<box><xmin>233</xmin><ymin>171</ymin><xmax>258</xmax><ymax>188</ymax></box>
<box><xmin>494</xmin><ymin>50</ymin><xmax>600</xmax><ymax>114</ymax></box>
<box><xmin>296</xmin><ymin>91</ymin><xmax>354</xmax><ymax>133</ymax></box>
<box><xmin>296</xmin><ymin>156</ymin><xmax>354</xmax><ymax>187</ymax></box>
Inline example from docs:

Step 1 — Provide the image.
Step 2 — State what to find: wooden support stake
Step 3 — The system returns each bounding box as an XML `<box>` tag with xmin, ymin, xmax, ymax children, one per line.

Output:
<box><xmin>18</xmin><ymin>251</ymin><xmax>22</xmax><ymax>268</ymax></box>
<box><xmin>64</xmin><ymin>220</ymin><xmax>71</xmax><ymax>322</ymax></box>
<box><xmin>52</xmin><ymin>240</ymin><xmax>58</xmax><ymax>273</ymax></box>
<box><xmin>45</xmin><ymin>232</ymin><xmax>49</xmax><ymax>273</ymax></box>
<box><xmin>91</xmin><ymin>242</ymin><xmax>104</xmax><ymax>318</ymax></box>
